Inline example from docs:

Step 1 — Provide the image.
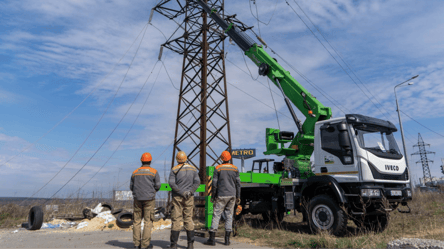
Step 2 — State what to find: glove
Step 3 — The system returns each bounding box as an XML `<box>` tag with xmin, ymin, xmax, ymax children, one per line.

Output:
<box><xmin>183</xmin><ymin>191</ymin><xmax>192</xmax><ymax>199</ymax></box>
<box><xmin>211</xmin><ymin>194</ymin><xmax>216</xmax><ymax>203</ymax></box>
<box><xmin>236</xmin><ymin>198</ymin><xmax>241</xmax><ymax>204</ymax></box>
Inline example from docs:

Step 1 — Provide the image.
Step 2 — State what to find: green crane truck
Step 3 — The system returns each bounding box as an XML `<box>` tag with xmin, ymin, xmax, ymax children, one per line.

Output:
<box><xmin>192</xmin><ymin>0</ymin><xmax>412</xmax><ymax>236</ymax></box>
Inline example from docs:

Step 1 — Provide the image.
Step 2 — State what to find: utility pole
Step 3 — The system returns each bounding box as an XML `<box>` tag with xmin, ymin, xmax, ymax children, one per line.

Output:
<box><xmin>394</xmin><ymin>75</ymin><xmax>417</xmax><ymax>189</ymax></box>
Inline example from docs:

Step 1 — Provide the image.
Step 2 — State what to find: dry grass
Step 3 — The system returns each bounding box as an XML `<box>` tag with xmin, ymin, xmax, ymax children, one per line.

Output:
<box><xmin>234</xmin><ymin>192</ymin><xmax>444</xmax><ymax>248</ymax></box>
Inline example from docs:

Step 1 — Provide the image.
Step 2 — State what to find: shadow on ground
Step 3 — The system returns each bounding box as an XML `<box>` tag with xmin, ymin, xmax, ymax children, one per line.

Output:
<box><xmin>105</xmin><ymin>239</ymin><xmax>170</xmax><ymax>248</ymax></box>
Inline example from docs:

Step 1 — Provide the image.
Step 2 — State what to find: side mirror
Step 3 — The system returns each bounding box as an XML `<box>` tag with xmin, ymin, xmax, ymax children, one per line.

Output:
<box><xmin>337</xmin><ymin>123</ymin><xmax>351</xmax><ymax>150</ymax></box>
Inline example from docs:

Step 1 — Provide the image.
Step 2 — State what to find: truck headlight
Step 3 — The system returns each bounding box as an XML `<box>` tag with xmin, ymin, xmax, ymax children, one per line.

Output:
<box><xmin>406</xmin><ymin>189</ymin><xmax>412</xmax><ymax>197</ymax></box>
<box><xmin>361</xmin><ymin>189</ymin><xmax>380</xmax><ymax>197</ymax></box>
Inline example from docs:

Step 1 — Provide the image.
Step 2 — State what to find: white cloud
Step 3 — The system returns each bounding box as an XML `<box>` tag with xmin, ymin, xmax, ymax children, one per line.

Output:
<box><xmin>1</xmin><ymin>0</ymin><xmax>444</xmax><ymax>196</ymax></box>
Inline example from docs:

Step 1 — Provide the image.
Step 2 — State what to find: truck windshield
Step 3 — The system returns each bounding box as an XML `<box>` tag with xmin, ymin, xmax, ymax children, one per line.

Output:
<box><xmin>355</xmin><ymin>128</ymin><xmax>403</xmax><ymax>159</ymax></box>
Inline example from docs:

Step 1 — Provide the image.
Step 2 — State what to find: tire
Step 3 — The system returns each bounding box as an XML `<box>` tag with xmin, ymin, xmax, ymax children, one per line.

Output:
<box><xmin>308</xmin><ymin>195</ymin><xmax>347</xmax><ymax>236</ymax></box>
<box><xmin>27</xmin><ymin>206</ymin><xmax>44</xmax><ymax>230</ymax></box>
<box><xmin>111</xmin><ymin>208</ymin><xmax>123</xmax><ymax>215</ymax></box>
<box><xmin>21</xmin><ymin>222</ymin><xmax>29</xmax><ymax>228</ymax></box>
<box><xmin>116</xmin><ymin>212</ymin><xmax>133</xmax><ymax>228</ymax></box>
<box><xmin>101</xmin><ymin>203</ymin><xmax>113</xmax><ymax>213</ymax></box>
<box><xmin>355</xmin><ymin>214</ymin><xmax>389</xmax><ymax>233</ymax></box>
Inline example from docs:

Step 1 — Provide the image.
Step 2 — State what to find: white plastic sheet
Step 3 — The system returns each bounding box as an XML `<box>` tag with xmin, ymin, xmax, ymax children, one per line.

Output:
<box><xmin>96</xmin><ymin>211</ymin><xmax>115</xmax><ymax>224</ymax></box>
<box><xmin>76</xmin><ymin>221</ymin><xmax>88</xmax><ymax>229</ymax></box>
<box><xmin>91</xmin><ymin>203</ymin><xmax>103</xmax><ymax>214</ymax></box>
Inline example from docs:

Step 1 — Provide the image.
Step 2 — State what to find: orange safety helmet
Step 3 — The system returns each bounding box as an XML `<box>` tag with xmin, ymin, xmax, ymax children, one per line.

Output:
<box><xmin>176</xmin><ymin>151</ymin><xmax>187</xmax><ymax>163</ymax></box>
<box><xmin>221</xmin><ymin>151</ymin><xmax>231</xmax><ymax>162</ymax></box>
<box><xmin>140</xmin><ymin>152</ymin><xmax>152</xmax><ymax>162</ymax></box>
<box><xmin>235</xmin><ymin>205</ymin><xmax>242</xmax><ymax>215</ymax></box>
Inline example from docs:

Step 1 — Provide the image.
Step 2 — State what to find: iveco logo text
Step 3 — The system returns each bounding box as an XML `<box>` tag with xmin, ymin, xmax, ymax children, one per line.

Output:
<box><xmin>385</xmin><ymin>165</ymin><xmax>399</xmax><ymax>171</ymax></box>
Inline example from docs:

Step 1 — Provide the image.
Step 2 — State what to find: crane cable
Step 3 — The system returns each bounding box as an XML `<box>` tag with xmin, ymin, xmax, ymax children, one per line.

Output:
<box><xmin>21</xmin><ymin>23</ymin><xmax>150</xmax><ymax>202</ymax></box>
<box><xmin>0</xmin><ymin>22</ymin><xmax>151</xmax><ymax>169</ymax></box>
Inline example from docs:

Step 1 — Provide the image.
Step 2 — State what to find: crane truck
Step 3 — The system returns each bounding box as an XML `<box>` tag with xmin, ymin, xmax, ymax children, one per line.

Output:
<box><xmin>191</xmin><ymin>0</ymin><xmax>413</xmax><ymax>236</ymax></box>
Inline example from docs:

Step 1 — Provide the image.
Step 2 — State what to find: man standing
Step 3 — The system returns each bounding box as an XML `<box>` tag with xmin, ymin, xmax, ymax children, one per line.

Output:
<box><xmin>168</xmin><ymin>151</ymin><xmax>200</xmax><ymax>249</ymax></box>
<box><xmin>130</xmin><ymin>152</ymin><xmax>161</xmax><ymax>249</ymax></box>
<box><xmin>205</xmin><ymin>151</ymin><xmax>241</xmax><ymax>246</ymax></box>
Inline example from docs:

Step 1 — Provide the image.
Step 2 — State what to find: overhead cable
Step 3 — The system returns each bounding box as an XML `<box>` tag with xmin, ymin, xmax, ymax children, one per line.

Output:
<box><xmin>76</xmin><ymin>58</ymin><xmax>164</xmax><ymax>194</ymax></box>
<box><xmin>22</xmin><ymin>23</ymin><xmax>150</xmax><ymax>202</ymax></box>
<box><xmin>290</xmin><ymin>0</ymin><xmax>418</xmax><ymax>143</ymax></box>
<box><xmin>0</xmin><ymin>22</ymin><xmax>150</xmax><ymax>169</ymax></box>
<box><xmin>248</xmin><ymin>0</ymin><xmax>279</xmax><ymax>26</ymax></box>
<box><xmin>400</xmin><ymin>110</ymin><xmax>444</xmax><ymax>138</ymax></box>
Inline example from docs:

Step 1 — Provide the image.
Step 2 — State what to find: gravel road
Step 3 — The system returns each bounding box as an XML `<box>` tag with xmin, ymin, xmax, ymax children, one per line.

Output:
<box><xmin>0</xmin><ymin>228</ymin><xmax>272</xmax><ymax>248</ymax></box>
<box><xmin>387</xmin><ymin>238</ymin><xmax>444</xmax><ymax>249</ymax></box>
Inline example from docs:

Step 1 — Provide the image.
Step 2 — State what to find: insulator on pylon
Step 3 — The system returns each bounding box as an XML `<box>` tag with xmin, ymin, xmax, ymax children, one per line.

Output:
<box><xmin>158</xmin><ymin>46</ymin><xmax>164</xmax><ymax>61</ymax></box>
<box><xmin>149</xmin><ymin>9</ymin><xmax>155</xmax><ymax>24</ymax></box>
<box><xmin>256</xmin><ymin>35</ymin><xmax>268</xmax><ymax>48</ymax></box>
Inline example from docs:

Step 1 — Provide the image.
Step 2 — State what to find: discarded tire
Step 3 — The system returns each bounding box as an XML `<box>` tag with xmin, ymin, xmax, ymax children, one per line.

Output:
<box><xmin>27</xmin><ymin>206</ymin><xmax>44</xmax><ymax>230</ymax></box>
<box><xmin>101</xmin><ymin>203</ymin><xmax>113</xmax><ymax>213</ymax></box>
<box><xmin>111</xmin><ymin>208</ymin><xmax>123</xmax><ymax>215</ymax></box>
<box><xmin>116</xmin><ymin>212</ymin><xmax>133</xmax><ymax>228</ymax></box>
<box><xmin>21</xmin><ymin>222</ymin><xmax>29</xmax><ymax>228</ymax></box>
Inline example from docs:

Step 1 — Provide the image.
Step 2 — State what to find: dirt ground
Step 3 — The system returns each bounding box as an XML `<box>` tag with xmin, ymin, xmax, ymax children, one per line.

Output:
<box><xmin>0</xmin><ymin>227</ymin><xmax>273</xmax><ymax>248</ymax></box>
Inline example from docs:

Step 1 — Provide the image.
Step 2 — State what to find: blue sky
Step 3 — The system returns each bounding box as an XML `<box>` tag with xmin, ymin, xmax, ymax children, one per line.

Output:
<box><xmin>1</xmin><ymin>0</ymin><xmax>444</xmax><ymax>198</ymax></box>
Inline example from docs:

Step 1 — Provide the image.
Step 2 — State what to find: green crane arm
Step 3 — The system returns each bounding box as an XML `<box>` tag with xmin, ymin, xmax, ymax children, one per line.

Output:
<box><xmin>196</xmin><ymin>0</ymin><xmax>332</xmax><ymax>173</ymax></box>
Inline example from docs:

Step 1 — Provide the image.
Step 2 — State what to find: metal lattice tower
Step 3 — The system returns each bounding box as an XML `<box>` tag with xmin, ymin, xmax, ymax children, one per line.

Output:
<box><xmin>411</xmin><ymin>133</ymin><xmax>435</xmax><ymax>185</ymax></box>
<box><xmin>153</xmin><ymin>0</ymin><xmax>232</xmax><ymax>182</ymax></box>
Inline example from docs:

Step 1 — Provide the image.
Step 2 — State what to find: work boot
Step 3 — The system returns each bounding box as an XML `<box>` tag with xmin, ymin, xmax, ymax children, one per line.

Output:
<box><xmin>186</xmin><ymin>230</ymin><xmax>195</xmax><ymax>249</ymax></box>
<box><xmin>204</xmin><ymin>231</ymin><xmax>216</xmax><ymax>246</ymax></box>
<box><xmin>224</xmin><ymin>231</ymin><xmax>231</xmax><ymax>246</ymax></box>
<box><xmin>168</xmin><ymin>230</ymin><xmax>180</xmax><ymax>249</ymax></box>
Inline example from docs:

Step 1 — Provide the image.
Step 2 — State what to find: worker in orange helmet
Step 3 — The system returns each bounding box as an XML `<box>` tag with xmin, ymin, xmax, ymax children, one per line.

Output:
<box><xmin>130</xmin><ymin>152</ymin><xmax>161</xmax><ymax>249</ymax></box>
<box><xmin>168</xmin><ymin>151</ymin><xmax>200</xmax><ymax>249</ymax></box>
<box><xmin>205</xmin><ymin>151</ymin><xmax>241</xmax><ymax>246</ymax></box>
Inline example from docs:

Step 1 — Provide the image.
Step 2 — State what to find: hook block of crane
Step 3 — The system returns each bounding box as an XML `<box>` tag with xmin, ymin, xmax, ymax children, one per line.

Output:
<box><xmin>153</xmin><ymin>0</ymin><xmax>233</xmax><ymax>183</ymax></box>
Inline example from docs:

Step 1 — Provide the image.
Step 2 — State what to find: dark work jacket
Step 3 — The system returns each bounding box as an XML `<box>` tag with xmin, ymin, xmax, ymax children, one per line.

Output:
<box><xmin>168</xmin><ymin>163</ymin><xmax>200</xmax><ymax>197</ymax></box>
<box><xmin>213</xmin><ymin>163</ymin><xmax>241</xmax><ymax>198</ymax></box>
<box><xmin>130</xmin><ymin>166</ymin><xmax>161</xmax><ymax>201</ymax></box>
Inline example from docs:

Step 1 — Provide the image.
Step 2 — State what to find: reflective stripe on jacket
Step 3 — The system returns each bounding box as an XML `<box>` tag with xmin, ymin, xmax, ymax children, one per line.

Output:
<box><xmin>213</xmin><ymin>163</ymin><xmax>241</xmax><ymax>198</ymax></box>
<box><xmin>168</xmin><ymin>163</ymin><xmax>200</xmax><ymax>197</ymax></box>
<box><xmin>130</xmin><ymin>166</ymin><xmax>161</xmax><ymax>201</ymax></box>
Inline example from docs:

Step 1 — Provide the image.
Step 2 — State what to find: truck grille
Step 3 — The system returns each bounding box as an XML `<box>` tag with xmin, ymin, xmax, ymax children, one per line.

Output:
<box><xmin>368</xmin><ymin>162</ymin><xmax>408</xmax><ymax>181</ymax></box>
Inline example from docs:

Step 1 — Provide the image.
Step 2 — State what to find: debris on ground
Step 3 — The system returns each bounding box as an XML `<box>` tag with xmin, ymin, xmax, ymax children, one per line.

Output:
<box><xmin>76</xmin><ymin>221</ymin><xmax>88</xmax><ymax>230</ymax></box>
<box><xmin>387</xmin><ymin>238</ymin><xmax>444</xmax><ymax>249</ymax></box>
<box><xmin>11</xmin><ymin>230</ymin><xmax>18</xmax><ymax>234</ymax></box>
<box><xmin>90</xmin><ymin>203</ymin><xmax>104</xmax><ymax>214</ymax></box>
<box><xmin>95</xmin><ymin>211</ymin><xmax>115</xmax><ymax>224</ymax></box>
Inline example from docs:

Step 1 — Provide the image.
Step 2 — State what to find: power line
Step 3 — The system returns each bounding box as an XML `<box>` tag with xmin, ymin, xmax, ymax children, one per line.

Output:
<box><xmin>0</xmin><ymin>22</ymin><xmax>151</xmax><ymax>169</ymax></box>
<box><xmin>248</xmin><ymin>0</ymin><xmax>279</xmax><ymax>26</ymax></box>
<box><xmin>285</xmin><ymin>0</ymin><xmax>389</xmax><ymax>118</ymax></box>
<box><xmin>290</xmin><ymin>0</ymin><xmax>418</xmax><ymax>144</ymax></box>
<box><xmin>400</xmin><ymin>110</ymin><xmax>444</xmax><ymax>138</ymax></box>
<box><xmin>21</xmin><ymin>23</ymin><xmax>150</xmax><ymax>202</ymax></box>
<box><xmin>47</xmin><ymin>24</ymin><xmax>153</xmax><ymax>200</ymax></box>
<box><xmin>76</xmin><ymin>58</ymin><xmax>164</xmax><ymax>194</ymax></box>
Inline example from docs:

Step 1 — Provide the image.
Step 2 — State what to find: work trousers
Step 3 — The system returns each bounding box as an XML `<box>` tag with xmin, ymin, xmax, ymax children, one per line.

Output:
<box><xmin>171</xmin><ymin>195</ymin><xmax>194</xmax><ymax>231</ymax></box>
<box><xmin>210</xmin><ymin>196</ymin><xmax>236</xmax><ymax>232</ymax></box>
<box><xmin>133</xmin><ymin>199</ymin><xmax>155</xmax><ymax>248</ymax></box>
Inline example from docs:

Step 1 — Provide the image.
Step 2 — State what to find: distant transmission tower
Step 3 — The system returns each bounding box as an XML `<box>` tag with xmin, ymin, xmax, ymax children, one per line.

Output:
<box><xmin>411</xmin><ymin>133</ymin><xmax>435</xmax><ymax>185</ymax></box>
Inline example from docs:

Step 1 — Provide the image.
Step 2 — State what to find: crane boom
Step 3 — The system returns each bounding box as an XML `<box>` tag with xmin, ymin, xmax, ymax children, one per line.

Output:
<box><xmin>196</xmin><ymin>0</ymin><xmax>332</xmax><ymax>175</ymax></box>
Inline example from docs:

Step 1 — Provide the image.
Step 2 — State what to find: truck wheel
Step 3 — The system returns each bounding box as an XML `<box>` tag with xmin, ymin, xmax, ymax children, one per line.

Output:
<box><xmin>308</xmin><ymin>195</ymin><xmax>347</xmax><ymax>236</ymax></box>
<box><xmin>358</xmin><ymin>214</ymin><xmax>389</xmax><ymax>233</ymax></box>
